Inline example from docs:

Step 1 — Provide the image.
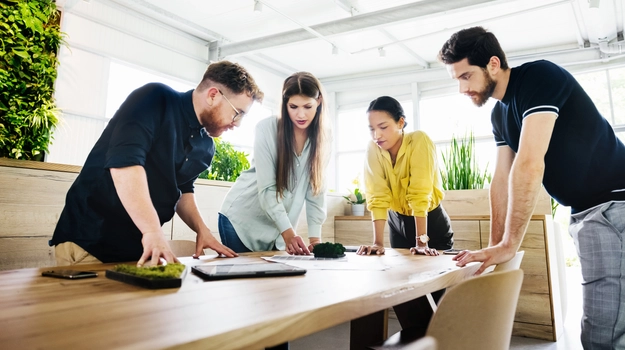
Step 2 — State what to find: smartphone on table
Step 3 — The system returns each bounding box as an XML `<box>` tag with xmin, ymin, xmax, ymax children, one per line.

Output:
<box><xmin>443</xmin><ymin>248</ymin><xmax>463</xmax><ymax>255</ymax></box>
<box><xmin>42</xmin><ymin>270</ymin><xmax>98</xmax><ymax>279</ymax></box>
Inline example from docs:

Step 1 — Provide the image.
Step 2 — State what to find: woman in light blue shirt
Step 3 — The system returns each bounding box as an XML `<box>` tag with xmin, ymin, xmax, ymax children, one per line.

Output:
<box><xmin>219</xmin><ymin>72</ymin><xmax>330</xmax><ymax>255</ymax></box>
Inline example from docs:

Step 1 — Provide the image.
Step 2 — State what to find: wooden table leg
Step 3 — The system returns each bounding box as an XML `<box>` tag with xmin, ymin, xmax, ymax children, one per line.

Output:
<box><xmin>350</xmin><ymin>308</ymin><xmax>388</xmax><ymax>350</ymax></box>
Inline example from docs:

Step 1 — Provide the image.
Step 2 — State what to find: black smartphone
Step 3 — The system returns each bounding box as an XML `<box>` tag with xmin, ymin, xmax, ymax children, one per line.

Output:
<box><xmin>42</xmin><ymin>270</ymin><xmax>98</xmax><ymax>279</ymax></box>
<box><xmin>443</xmin><ymin>248</ymin><xmax>463</xmax><ymax>255</ymax></box>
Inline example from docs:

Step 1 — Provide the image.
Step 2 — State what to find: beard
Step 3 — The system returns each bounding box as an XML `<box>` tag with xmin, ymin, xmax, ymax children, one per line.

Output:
<box><xmin>470</xmin><ymin>69</ymin><xmax>496</xmax><ymax>107</ymax></box>
<box><xmin>198</xmin><ymin>108</ymin><xmax>226</xmax><ymax>137</ymax></box>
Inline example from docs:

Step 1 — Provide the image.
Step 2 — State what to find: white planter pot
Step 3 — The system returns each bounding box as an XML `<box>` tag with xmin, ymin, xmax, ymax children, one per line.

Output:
<box><xmin>351</xmin><ymin>204</ymin><xmax>365</xmax><ymax>216</ymax></box>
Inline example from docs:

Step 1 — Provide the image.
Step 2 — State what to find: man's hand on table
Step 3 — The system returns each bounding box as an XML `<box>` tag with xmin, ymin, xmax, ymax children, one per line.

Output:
<box><xmin>453</xmin><ymin>244</ymin><xmax>517</xmax><ymax>275</ymax></box>
<box><xmin>356</xmin><ymin>244</ymin><xmax>385</xmax><ymax>255</ymax></box>
<box><xmin>196</xmin><ymin>228</ymin><xmax>238</xmax><ymax>258</ymax></box>
<box><xmin>138</xmin><ymin>230</ymin><xmax>179</xmax><ymax>267</ymax></box>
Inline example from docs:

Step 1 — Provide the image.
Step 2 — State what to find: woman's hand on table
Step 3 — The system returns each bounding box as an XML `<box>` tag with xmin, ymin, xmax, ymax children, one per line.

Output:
<box><xmin>356</xmin><ymin>244</ymin><xmax>385</xmax><ymax>255</ymax></box>
<box><xmin>410</xmin><ymin>246</ymin><xmax>440</xmax><ymax>256</ymax></box>
<box><xmin>307</xmin><ymin>237</ymin><xmax>321</xmax><ymax>252</ymax></box>
<box><xmin>285</xmin><ymin>235</ymin><xmax>311</xmax><ymax>255</ymax></box>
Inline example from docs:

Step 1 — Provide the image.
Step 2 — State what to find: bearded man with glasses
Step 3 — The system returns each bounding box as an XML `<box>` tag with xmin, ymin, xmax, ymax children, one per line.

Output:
<box><xmin>51</xmin><ymin>61</ymin><xmax>264</xmax><ymax>267</ymax></box>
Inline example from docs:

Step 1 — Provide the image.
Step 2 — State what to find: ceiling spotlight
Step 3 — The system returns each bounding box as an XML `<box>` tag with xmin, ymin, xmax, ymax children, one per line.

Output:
<box><xmin>332</xmin><ymin>45</ymin><xmax>339</xmax><ymax>55</ymax></box>
<box><xmin>588</xmin><ymin>0</ymin><xmax>600</xmax><ymax>8</ymax></box>
<box><xmin>254</xmin><ymin>0</ymin><xmax>263</xmax><ymax>12</ymax></box>
<box><xmin>378</xmin><ymin>47</ymin><xmax>386</xmax><ymax>57</ymax></box>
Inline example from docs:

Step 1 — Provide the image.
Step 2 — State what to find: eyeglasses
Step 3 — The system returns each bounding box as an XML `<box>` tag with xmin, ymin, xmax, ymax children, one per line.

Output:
<box><xmin>218</xmin><ymin>89</ymin><xmax>244</xmax><ymax>124</ymax></box>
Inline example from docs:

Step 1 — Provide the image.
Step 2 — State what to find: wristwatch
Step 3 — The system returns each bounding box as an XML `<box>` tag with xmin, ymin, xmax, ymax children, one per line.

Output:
<box><xmin>418</xmin><ymin>234</ymin><xmax>430</xmax><ymax>244</ymax></box>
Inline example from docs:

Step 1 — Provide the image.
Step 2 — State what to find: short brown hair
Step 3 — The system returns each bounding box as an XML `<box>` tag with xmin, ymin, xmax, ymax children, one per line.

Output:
<box><xmin>198</xmin><ymin>61</ymin><xmax>264</xmax><ymax>102</ymax></box>
<box><xmin>439</xmin><ymin>26</ymin><xmax>509</xmax><ymax>70</ymax></box>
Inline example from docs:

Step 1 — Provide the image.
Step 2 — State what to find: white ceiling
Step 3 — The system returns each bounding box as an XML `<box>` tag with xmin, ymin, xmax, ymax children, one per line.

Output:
<box><xmin>105</xmin><ymin>0</ymin><xmax>625</xmax><ymax>80</ymax></box>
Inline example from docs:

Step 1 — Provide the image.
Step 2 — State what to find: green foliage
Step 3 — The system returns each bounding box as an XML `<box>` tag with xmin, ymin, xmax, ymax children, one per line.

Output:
<box><xmin>113</xmin><ymin>263</ymin><xmax>186</xmax><ymax>279</ymax></box>
<box><xmin>440</xmin><ymin>131</ymin><xmax>491</xmax><ymax>190</ymax></box>
<box><xmin>343</xmin><ymin>175</ymin><xmax>366</xmax><ymax>204</ymax></box>
<box><xmin>343</xmin><ymin>187</ymin><xmax>366</xmax><ymax>204</ymax></box>
<box><xmin>312</xmin><ymin>242</ymin><xmax>346</xmax><ymax>258</ymax></box>
<box><xmin>551</xmin><ymin>198</ymin><xmax>559</xmax><ymax>217</ymax></box>
<box><xmin>198</xmin><ymin>137</ymin><xmax>250</xmax><ymax>182</ymax></box>
<box><xmin>0</xmin><ymin>0</ymin><xmax>64</xmax><ymax>160</ymax></box>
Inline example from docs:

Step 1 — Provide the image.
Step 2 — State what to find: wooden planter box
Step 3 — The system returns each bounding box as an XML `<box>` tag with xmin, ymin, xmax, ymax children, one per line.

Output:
<box><xmin>335</xmin><ymin>188</ymin><xmax>564</xmax><ymax>341</ymax></box>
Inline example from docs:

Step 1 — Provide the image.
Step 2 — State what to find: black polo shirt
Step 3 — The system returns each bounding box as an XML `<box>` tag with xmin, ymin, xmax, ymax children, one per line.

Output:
<box><xmin>491</xmin><ymin>60</ymin><xmax>625</xmax><ymax>213</ymax></box>
<box><xmin>51</xmin><ymin>83</ymin><xmax>214</xmax><ymax>262</ymax></box>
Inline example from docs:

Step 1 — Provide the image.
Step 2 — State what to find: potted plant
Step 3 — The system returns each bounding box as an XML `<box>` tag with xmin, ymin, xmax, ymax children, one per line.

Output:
<box><xmin>438</xmin><ymin>131</ymin><xmax>492</xmax><ymax>216</ymax></box>
<box><xmin>198</xmin><ymin>138</ymin><xmax>250</xmax><ymax>182</ymax></box>
<box><xmin>440</xmin><ymin>131</ymin><xmax>491</xmax><ymax>190</ymax></box>
<box><xmin>343</xmin><ymin>176</ymin><xmax>366</xmax><ymax>216</ymax></box>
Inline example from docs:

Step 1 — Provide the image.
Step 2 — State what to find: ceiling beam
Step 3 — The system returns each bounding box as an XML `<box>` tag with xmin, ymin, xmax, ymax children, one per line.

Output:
<box><xmin>333</xmin><ymin>0</ymin><xmax>428</xmax><ymax>67</ymax></box>
<box><xmin>217</xmin><ymin>0</ymin><xmax>500</xmax><ymax>58</ymax></box>
<box><xmin>320</xmin><ymin>46</ymin><xmax>622</xmax><ymax>92</ymax></box>
<box><xmin>378</xmin><ymin>28</ymin><xmax>430</xmax><ymax>68</ymax></box>
<box><xmin>350</xmin><ymin>0</ymin><xmax>571</xmax><ymax>55</ymax></box>
<box><xmin>105</xmin><ymin>0</ymin><xmax>225</xmax><ymax>42</ymax></box>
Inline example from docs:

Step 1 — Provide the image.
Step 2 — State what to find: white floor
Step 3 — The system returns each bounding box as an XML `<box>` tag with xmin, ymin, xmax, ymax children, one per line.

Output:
<box><xmin>291</xmin><ymin>266</ymin><xmax>584</xmax><ymax>350</ymax></box>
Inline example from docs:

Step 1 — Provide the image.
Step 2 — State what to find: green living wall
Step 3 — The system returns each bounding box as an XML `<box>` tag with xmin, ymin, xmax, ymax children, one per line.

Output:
<box><xmin>0</xmin><ymin>0</ymin><xmax>63</xmax><ymax>160</ymax></box>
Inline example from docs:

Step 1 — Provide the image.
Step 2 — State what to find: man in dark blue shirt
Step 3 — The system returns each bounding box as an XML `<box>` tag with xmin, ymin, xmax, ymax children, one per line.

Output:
<box><xmin>439</xmin><ymin>27</ymin><xmax>625</xmax><ymax>349</ymax></box>
<box><xmin>51</xmin><ymin>61</ymin><xmax>264</xmax><ymax>267</ymax></box>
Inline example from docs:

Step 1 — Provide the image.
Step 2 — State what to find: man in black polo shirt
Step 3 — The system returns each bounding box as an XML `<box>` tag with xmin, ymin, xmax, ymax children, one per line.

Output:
<box><xmin>51</xmin><ymin>61</ymin><xmax>264</xmax><ymax>267</ymax></box>
<box><xmin>439</xmin><ymin>27</ymin><xmax>625</xmax><ymax>349</ymax></box>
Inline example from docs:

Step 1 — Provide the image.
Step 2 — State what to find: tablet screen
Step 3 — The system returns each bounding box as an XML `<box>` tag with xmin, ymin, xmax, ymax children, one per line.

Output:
<box><xmin>192</xmin><ymin>263</ymin><xmax>306</xmax><ymax>280</ymax></box>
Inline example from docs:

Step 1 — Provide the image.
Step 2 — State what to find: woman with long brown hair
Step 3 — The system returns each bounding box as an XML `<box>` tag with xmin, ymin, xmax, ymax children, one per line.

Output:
<box><xmin>219</xmin><ymin>72</ymin><xmax>330</xmax><ymax>255</ymax></box>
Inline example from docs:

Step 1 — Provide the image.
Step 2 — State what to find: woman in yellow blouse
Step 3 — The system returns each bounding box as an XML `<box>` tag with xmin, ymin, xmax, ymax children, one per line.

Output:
<box><xmin>357</xmin><ymin>96</ymin><xmax>454</xmax><ymax>334</ymax></box>
<box><xmin>358</xmin><ymin>95</ymin><xmax>454</xmax><ymax>256</ymax></box>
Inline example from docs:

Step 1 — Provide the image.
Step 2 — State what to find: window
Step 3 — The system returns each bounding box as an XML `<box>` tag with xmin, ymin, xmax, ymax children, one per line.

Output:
<box><xmin>335</xmin><ymin>107</ymin><xmax>369</xmax><ymax>192</ymax></box>
<box><xmin>609</xmin><ymin>67</ymin><xmax>625</xmax><ymax>126</ymax></box>
<box><xmin>420</xmin><ymin>94</ymin><xmax>496</xmax><ymax>142</ymax></box>
<box><xmin>420</xmin><ymin>93</ymin><xmax>498</xmax><ymax>182</ymax></box>
<box><xmin>575</xmin><ymin>70</ymin><xmax>612</xmax><ymax>124</ymax></box>
<box><xmin>575</xmin><ymin>66</ymin><xmax>625</xmax><ymax>131</ymax></box>
<box><xmin>220</xmin><ymin>103</ymin><xmax>273</xmax><ymax>160</ymax></box>
<box><xmin>105</xmin><ymin>61</ymin><xmax>195</xmax><ymax>120</ymax></box>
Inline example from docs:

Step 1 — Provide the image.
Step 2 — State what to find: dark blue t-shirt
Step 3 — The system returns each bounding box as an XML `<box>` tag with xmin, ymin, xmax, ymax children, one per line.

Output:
<box><xmin>492</xmin><ymin>60</ymin><xmax>625</xmax><ymax>213</ymax></box>
<box><xmin>51</xmin><ymin>83</ymin><xmax>214</xmax><ymax>262</ymax></box>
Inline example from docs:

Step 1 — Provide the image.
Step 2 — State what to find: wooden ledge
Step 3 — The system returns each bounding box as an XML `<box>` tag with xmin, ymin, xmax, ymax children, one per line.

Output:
<box><xmin>336</xmin><ymin>214</ymin><xmax>549</xmax><ymax>221</ymax></box>
<box><xmin>335</xmin><ymin>215</ymin><xmax>371</xmax><ymax>221</ymax></box>
<box><xmin>0</xmin><ymin>158</ymin><xmax>81</xmax><ymax>173</ymax></box>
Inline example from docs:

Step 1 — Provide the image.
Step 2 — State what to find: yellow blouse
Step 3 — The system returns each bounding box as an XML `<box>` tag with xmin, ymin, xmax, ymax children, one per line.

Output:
<box><xmin>364</xmin><ymin>130</ymin><xmax>444</xmax><ymax>220</ymax></box>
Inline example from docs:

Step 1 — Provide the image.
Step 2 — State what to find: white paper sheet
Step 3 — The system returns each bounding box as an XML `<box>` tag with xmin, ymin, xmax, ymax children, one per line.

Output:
<box><xmin>262</xmin><ymin>255</ymin><xmax>390</xmax><ymax>271</ymax></box>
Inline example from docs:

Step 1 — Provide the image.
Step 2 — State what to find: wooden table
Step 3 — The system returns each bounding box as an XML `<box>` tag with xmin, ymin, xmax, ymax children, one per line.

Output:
<box><xmin>0</xmin><ymin>249</ymin><xmax>480</xmax><ymax>350</ymax></box>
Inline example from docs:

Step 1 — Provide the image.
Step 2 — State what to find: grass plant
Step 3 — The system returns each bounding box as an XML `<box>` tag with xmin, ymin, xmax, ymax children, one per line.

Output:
<box><xmin>440</xmin><ymin>131</ymin><xmax>491</xmax><ymax>190</ymax></box>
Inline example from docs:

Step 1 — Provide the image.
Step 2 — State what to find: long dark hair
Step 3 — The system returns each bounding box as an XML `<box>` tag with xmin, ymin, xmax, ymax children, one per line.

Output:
<box><xmin>367</xmin><ymin>96</ymin><xmax>408</xmax><ymax>129</ymax></box>
<box><xmin>276</xmin><ymin>72</ymin><xmax>329</xmax><ymax>198</ymax></box>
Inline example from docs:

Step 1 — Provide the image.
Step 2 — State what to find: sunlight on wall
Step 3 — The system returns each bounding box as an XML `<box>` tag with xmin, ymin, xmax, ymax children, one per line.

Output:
<box><xmin>105</xmin><ymin>61</ymin><xmax>196</xmax><ymax>120</ymax></box>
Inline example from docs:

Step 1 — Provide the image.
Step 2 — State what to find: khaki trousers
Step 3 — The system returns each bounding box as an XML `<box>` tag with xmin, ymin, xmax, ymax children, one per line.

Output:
<box><xmin>55</xmin><ymin>242</ymin><xmax>102</xmax><ymax>266</ymax></box>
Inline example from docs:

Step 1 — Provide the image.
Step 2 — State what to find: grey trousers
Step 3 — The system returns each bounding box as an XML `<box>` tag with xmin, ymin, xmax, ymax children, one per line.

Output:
<box><xmin>570</xmin><ymin>201</ymin><xmax>625</xmax><ymax>350</ymax></box>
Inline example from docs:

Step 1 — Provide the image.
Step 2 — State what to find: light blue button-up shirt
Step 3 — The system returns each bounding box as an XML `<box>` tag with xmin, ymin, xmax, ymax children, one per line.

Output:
<box><xmin>220</xmin><ymin>117</ymin><xmax>327</xmax><ymax>251</ymax></box>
